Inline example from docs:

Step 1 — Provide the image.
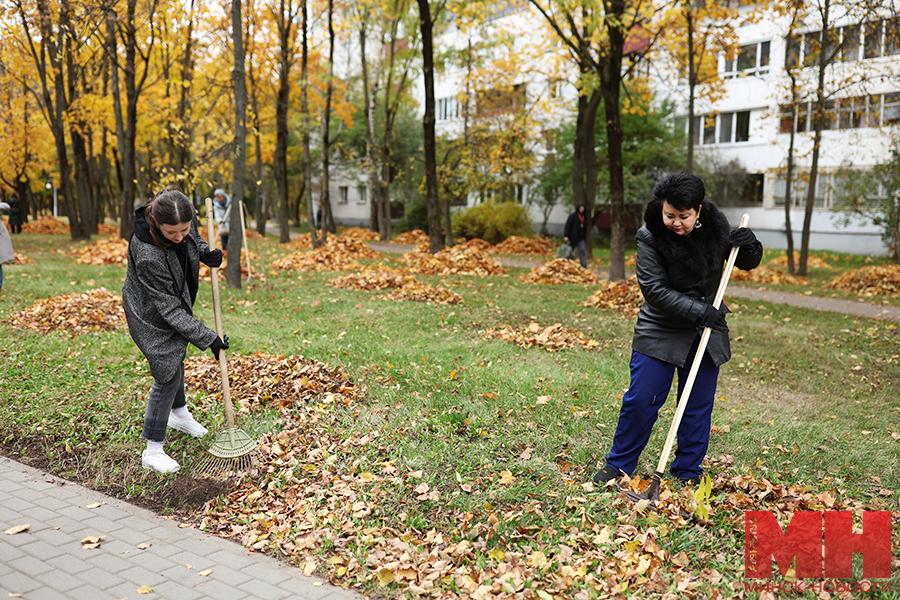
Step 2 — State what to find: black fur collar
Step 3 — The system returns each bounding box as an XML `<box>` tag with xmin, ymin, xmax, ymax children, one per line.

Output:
<box><xmin>643</xmin><ymin>198</ymin><xmax>731</xmax><ymax>276</ymax></box>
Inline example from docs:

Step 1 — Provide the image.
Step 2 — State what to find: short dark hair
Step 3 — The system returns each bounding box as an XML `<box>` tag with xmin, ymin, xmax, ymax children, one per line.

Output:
<box><xmin>146</xmin><ymin>187</ymin><xmax>194</xmax><ymax>248</ymax></box>
<box><xmin>653</xmin><ymin>172</ymin><xmax>705</xmax><ymax>211</ymax></box>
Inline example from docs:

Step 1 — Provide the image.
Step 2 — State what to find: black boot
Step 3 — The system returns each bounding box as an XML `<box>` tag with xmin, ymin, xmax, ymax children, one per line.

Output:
<box><xmin>592</xmin><ymin>464</ymin><xmax>621</xmax><ymax>485</ymax></box>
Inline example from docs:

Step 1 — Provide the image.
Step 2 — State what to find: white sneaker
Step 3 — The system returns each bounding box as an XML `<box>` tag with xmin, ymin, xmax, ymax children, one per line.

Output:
<box><xmin>142</xmin><ymin>449</ymin><xmax>180</xmax><ymax>474</ymax></box>
<box><xmin>167</xmin><ymin>413</ymin><xmax>208</xmax><ymax>438</ymax></box>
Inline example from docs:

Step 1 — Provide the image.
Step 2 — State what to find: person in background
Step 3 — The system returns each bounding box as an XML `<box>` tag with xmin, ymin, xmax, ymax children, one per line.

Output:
<box><xmin>593</xmin><ymin>172</ymin><xmax>762</xmax><ymax>487</ymax></box>
<box><xmin>213</xmin><ymin>188</ymin><xmax>232</xmax><ymax>250</ymax></box>
<box><xmin>564</xmin><ymin>203</ymin><xmax>588</xmax><ymax>268</ymax></box>
<box><xmin>0</xmin><ymin>200</ymin><xmax>14</xmax><ymax>291</ymax></box>
<box><xmin>122</xmin><ymin>187</ymin><xmax>227</xmax><ymax>474</ymax></box>
<box><xmin>7</xmin><ymin>193</ymin><xmax>22</xmax><ymax>234</ymax></box>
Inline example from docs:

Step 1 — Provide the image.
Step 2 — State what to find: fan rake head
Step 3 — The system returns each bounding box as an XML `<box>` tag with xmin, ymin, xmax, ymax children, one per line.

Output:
<box><xmin>196</xmin><ymin>427</ymin><xmax>257</xmax><ymax>478</ymax></box>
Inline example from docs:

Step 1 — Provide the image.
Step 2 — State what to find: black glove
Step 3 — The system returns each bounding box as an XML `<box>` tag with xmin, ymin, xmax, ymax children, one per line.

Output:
<box><xmin>202</xmin><ymin>248</ymin><xmax>223</xmax><ymax>268</ymax></box>
<box><xmin>730</xmin><ymin>227</ymin><xmax>757</xmax><ymax>249</ymax></box>
<box><xmin>697</xmin><ymin>304</ymin><xmax>726</xmax><ymax>330</ymax></box>
<box><xmin>210</xmin><ymin>335</ymin><xmax>229</xmax><ymax>359</ymax></box>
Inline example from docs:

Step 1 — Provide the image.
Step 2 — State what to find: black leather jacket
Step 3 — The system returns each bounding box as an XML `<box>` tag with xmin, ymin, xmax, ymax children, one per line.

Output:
<box><xmin>631</xmin><ymin>199</ymin><xmax>763</xmax><ymax>367</ymax></box>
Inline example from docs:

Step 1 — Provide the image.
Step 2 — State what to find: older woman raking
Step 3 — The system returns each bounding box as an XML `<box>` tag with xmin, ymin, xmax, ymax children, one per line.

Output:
<box><xmin>594</xmin><ymin>172</ymin><xmax>763</xmax><ymax>487</ymax></box>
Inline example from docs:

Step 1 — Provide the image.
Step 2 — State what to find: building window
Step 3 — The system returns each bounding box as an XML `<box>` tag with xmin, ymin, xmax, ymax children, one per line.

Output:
<box><xmin>864</xmin><ymin>20</ymin><xmax>883</xmax><ymax>58</ymax></box>
<box><xmin>774</xmin><ymin>173</ymin><xmax>833</xmax><ymax>208</ymax></box>
<box><xmin>356</xmin><ymin>185</ymin><xmax>367</xmax><ymax>204</ymax></box>
<box><xmin>839</xmin><ymin>25</ymin><xmax>860</xmax><ymax>62</ymax></box>
<box><xmin>724</xmin><ymin>41</ymin><xmax>770</xmax><ymax>77</ymax></box>
<box><xmin>885</xmin><ymin>18</ymin><xmax>900</xmax><ymax>56</ymax></box>
<box><xmin>338</xmin><ymin>186</ymin><xmax>348</xmax><ymax>204</ymax></box>
<box><xmin>883</xmin><ymin>92</ymin><xmax>900</xmax><ymax>125</ymax></box>
<box><xmin>686</xmin><ymin>111</ymin><xmax>751</xmax><ymax>145</ymax></box>
<box><xmin>437</xmin><ymin>97</ymin><xmax>459</xmax><ymax>121</ymax></box>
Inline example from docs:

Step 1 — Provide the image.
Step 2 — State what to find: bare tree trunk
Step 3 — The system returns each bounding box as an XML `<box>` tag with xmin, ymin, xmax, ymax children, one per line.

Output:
<box><xmin>360</xmin><ymin>21</ymin><xmax>381</xmax><ymax>233</ymax></box>
<box><xmin>417</xmin><ymin>0</ymin><xmax>443</xmax><ymax>253</ymax></box>
<box><xmin>301</xmin><ymin>0</ymin><xmax>320</xmax><ymax>248</ymax></box>
<box><xmin>275</xmin><ymin>0</ymin><xmax>294</xmax><ymax>244</ymax></box>
<box><xmin>226</xmin><ymin>0</ymin><xmax>247</xmax><ymax>288</ymax></box>
<box><xmin>320</xmin><ymin>0</ymin><xmax>337</xmax><ymax>234</ymax></box>
<box><xmin>800</xmin><ymin>0</ymin><xmax>831</xmax><ymax>277</ymax></box>
<box><xmin>601</xmin><ymin>0</ymin><xmax>627</xmax><ymax>280</ymax></box>
<box><xmin>685</xmin><ymin>5</ymin><xmax>695</xmax><ymax>174</ymax></box>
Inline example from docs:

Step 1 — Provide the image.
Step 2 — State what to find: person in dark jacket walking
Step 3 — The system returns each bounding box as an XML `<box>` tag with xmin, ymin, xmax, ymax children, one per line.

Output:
<box><xmin>7</xmin><ymin>193</ymin><xmax>22</xmax><ymax>234</ymax></box>
<box><xmin>593</xmin><ymin>172</ymin><xmax>762</xmax><ymax>486</ymax></box>
<box><xmin>564</xmin><ymin>203</ymin><xmax>589</xmax><ymax>267</ymax></box>
<box><xmin>122</xmin><ymin>187</ymin><xmax>228</xmax><ymax>474</ymax></box>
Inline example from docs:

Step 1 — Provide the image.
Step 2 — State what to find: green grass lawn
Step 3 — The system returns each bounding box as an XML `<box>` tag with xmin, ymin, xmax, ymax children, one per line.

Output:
<box><xmin>1</xmin><ymin>232</ymin><xmax>898</xmax><ymax>599</ymax></box>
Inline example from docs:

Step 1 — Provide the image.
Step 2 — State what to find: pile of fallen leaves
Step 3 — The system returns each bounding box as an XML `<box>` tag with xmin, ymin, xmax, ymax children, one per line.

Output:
<box><xmin>285</xmin><ymin>231</ymin><xmax>325</xmax><ymax>250</ymax></box>
<box><xmin>378</xmin><ymin>281</ymin><xmax>463</xmax><ymax>304</ymax></box>
<box><xmin>826</xmin><ymin>264</ymin><xmax>900</xmax><ymax>296</ymax></box>
<box><xmin>730</xmin><ymin>265</ymin><xmax>809</xmax><ymax>285</ymax></box>
<box><xmin>185</xmin><ymin>352</ymin><xmax>365</xmax><ymax>413</ymax></box>
<box><xmin>391</xmin><ymin>229</ymin><xmax>429</xmax><ymax>245</ymax></box>
<box><xmin>404</xmin><ymin>244</ymin><xmax>506</xmax><ymax>277</ymax></box>
<box><xmin>97</xmin><ymin>223</ymin><xmax>119</xmax><ymax>235</ymax></box>
<box><xmin>71</xmin><ymin>237</ymin><xmax>130</xmax><ymax>265</ymax></box>
<box><xmin>491</xmin><ymin>235</ymin><xmax>554</xmax><ymax>255</ymax></box>
<box><xmin>5</xmin><ymin>252</ymin><xmax>32</xmax><ymax>265</ymax></box>
<box><xmin>520</xmin><ymin>258</ymin><xmax>597</xmax><ymax>285</ymax></box>
<box><xmin>21</xmin><ymin>216</ymin><xmax>70</xmax><ymax>234</ymax></box>
<box><xmin>768</xmin><ymin>254</ymin><xmax>832</xmax><ymax>269</ymax></box>
<box><xmin>5</xmin><ymin>287</ymin><xmax>126</xmax><ymax>334</ymax></box>
<box><xmin>581</xmin><ymin>276</ymin><xmax>644</xmax><ymax>316</ymax></box>
<box><xmin>199</xmin><ymin>249</ymin><xmax>263</xmax><ymax>281</ymax></box>
<box><xmin>339</xmin><ymin>226</ymin><xmax>381</xmax><ymax>242</ymax></box>
<box><xmin>327</xmin><ymin>265</ymin><xmax>415</xmax><ymax>291</ymax></box>
<box><xmin>459</xmin><ymin>238</ymin><xmax>493</xmax><ymax>252</ymax></box>
<box><xmin>482</xmin><ymin>321</ymin><xmax>600</xmax><ymax>351</ymax></box>
<box><xmin>272</xmin><ymin>238</ymin><xmax>381</xmax><ymax>273</ymax></box>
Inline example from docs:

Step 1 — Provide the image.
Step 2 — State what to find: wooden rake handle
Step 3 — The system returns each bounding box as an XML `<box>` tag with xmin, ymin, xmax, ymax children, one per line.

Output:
<box><xmin>204</xmin><ymin>197</ymin><xmax>236</xmax><ymax>430</ymax></box>
<box><xmin>653</xmin><ymin>213</ymin><xmax>750</xmax><ymax>475</ymax></box>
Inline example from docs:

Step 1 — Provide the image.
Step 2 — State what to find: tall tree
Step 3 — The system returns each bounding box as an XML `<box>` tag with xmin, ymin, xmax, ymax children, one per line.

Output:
<box><xmin>416</xmin><ymin>0</ymin><xmax>444</xmax><ymax>253</ymax></box>
<box><xmin>319</xmin><ymin>0</ymin><xmax>338</xmax><ymax>235</ymax></box>
<box><xmin>529</xmin><ymin>0</ymin><xmax>656</xmax><ymax>280</ymax></box>
<box><xmin>300</xmin><ymin>0</ymin><xmax>321</xmax><ymax>248</ymax></box>
<box><xmin>14</xmin><ymin>0</ymin><xmax>88</xmax><ymax>240</ymax></box>
<box><xmin>274</xmin><ymin>0</ymin><xmax>298</xmax><ymax>244</ymax></box>
<box><xmin>106</xmin><ymin>0</ymin><xmax>158</xmax><ymax>239</ymax></box>
<box><xmin>227</xmin><ymin>0</ymin><xmax>247</xmax><ymax>288</ymax></box>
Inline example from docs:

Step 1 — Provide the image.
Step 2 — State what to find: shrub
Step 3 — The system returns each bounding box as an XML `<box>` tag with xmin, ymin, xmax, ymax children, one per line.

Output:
<box><xmin>451</xmin><ymin>202</ymin><xmax>533</xmax><ymax>245</ymax></box>
<box><xmin>397</xmin><ymin>194</ymin><xmax>430</xmax><ymax>234</ymax></box>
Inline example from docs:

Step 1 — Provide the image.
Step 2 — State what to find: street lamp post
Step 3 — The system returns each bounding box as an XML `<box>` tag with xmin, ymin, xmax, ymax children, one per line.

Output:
<box><xmin>46</xmin><ymin>181</ymin><xmax>57</xmax><ymax>217</ymax></box>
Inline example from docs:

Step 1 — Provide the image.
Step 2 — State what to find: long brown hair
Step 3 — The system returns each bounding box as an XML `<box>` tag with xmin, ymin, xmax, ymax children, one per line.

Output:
<box><xmin>145</xmin><ymin>187</ymin><xmax>195</xmax><ymax>248</ymax></box>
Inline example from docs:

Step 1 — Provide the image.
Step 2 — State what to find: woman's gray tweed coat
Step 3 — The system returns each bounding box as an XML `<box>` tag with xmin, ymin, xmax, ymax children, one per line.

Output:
<box><xmin>122</xmin><ymin>208</ymin><xmax>218</xmax><ymax>383</ymax></box>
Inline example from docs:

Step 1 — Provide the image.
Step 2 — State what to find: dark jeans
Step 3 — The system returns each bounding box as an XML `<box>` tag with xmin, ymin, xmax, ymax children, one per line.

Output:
<box><xmin>575</xmin><ymin>239</ymin><xmax>587</xmax><ymax>268</ymax></box>
<box><xmin>220</xmin><ymin>234</ymin><xmax>229</xmax><ymax>250</ymax></box>
<box><xmin>605</xmin><ymin>335</ymin><xmax>719</xmax><ymax>479</ymax></box>
<box><xmin>142</xmin><ymin>363</ymin><xmax>187</xmax><ymax>442</ymax></box>
<box><xmin>10</xmin><ymin>224</ymin><xmax>21</xmax><ymax>234</ymax></box>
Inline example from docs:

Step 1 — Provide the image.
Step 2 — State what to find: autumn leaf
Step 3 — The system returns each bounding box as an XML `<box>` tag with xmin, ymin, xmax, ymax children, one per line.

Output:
<box><xmin>4</xmin><ymin>524</ymin><xmax>30</xmax><ymax>535</ymax></box>
<box><xmin>498</xmin><ymin>470</ymin><xmax>514</xmax><ymax>485</ymax></box>
<box><xmin>137</xmin><ymin>585</ymin><xmax>153</xmax><ymax>594</ymax></box>
<box><xmin>375</xmin><ymin>567</ymin><xmax>395</xmax><ymax>586</ymax></box>
<box><xmin>198</xmin><ymin>569</ymin><xmax>213</xmax><ymax>577</ymax></box>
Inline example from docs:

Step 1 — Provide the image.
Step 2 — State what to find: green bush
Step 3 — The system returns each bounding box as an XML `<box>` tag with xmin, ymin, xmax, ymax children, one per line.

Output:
<box><xmin>397</xmin><ymin>194</ymin><xmax>430</xmax><ymax>234</ymax></box>
<box><xmin>451</xmin><ymin>202</ymin><xmax>533</xmax><ymax>244</ymax></box>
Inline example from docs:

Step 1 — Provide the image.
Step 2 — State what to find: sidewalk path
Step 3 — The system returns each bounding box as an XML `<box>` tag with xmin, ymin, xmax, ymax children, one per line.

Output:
<box><xmin>0</xmin><ymin>456</ymin><xmax>364</xmax><ymax>600</ymax></box>
<box><xmin>727</xmin><ymin>286</ymin><xmax>900</xmax><ymax>321</ymax></box>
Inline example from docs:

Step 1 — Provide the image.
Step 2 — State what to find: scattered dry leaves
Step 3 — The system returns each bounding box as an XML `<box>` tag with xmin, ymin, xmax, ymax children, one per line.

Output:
<box><xmin>391</xmin><ymin>229</ymin><xmax>429</xmax><ymax>245</ymax></box>
<box><xmin>730</xmin><ymin>266</ymin><xmax>809</xmax><ymax>285</ymax></box>
<box><xmin>403</xmin><ymin>243</ymin><xmax>506</xmax><ymax>277</ymax></box>
<box><xmin>482</xmin><ymin>321</ymin><xmax>600</xmax><ymax>351</ymax></box>
<box><xmin>71</xmin><ymin>237</ymin><xmax>129</xmax><ymax>265</ymax></box>
<box><xmin>768</xmin><ymin>254</ymin><xmax>833</xmax><ymax>269</ymax></box>
<box><xmin>520</xmin><ymin>258</ymin><xmax>597</xmax><ymax>285</ymax></box>
<box><xmin>581</xmin><ymin>276</ymin><xmax>644</xmax><ymax>316</ymax></box>
<box><xmin>491</xmin><ymin>235</ymin><xmax>554</xmax><ymax>255</ymax></box>
<box><xmin>199</xmin><ymin>249</ymin><xmax>263</xmax><ymax>282</ymax></box>
<box><xmin>6</xmin><ymin>287</ymin><xmax>126</xmax><ymax>334</ymax></box>
<box><xmin>827</xmin><ymin>264</ymin><xmax>900</xmax><ymax>296</ymax></box>
<box><xmin>184</xmin><ymin>352</ymin><xmax>366</xmax><ymax>413</ymax></box>
<box><xmin>378</xmin><ymin>281</ymin><xmax>463</xmax><ymax>304</ymax></box>
<box><xmin>328</xmin><ymin>265</ymin><xmax>415</xmax><ymax>291</ymax></box>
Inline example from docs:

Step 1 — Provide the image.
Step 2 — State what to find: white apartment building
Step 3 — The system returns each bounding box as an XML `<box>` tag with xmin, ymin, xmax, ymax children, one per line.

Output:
<box><xmin>329</xmin><ymin>2</ymin><xmax>899</xmax><ymax>256</ymax></box>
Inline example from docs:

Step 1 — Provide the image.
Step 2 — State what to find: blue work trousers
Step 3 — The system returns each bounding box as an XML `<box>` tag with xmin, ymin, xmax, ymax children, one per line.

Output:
<box><xmin>605</xmin><ymin>335</ymin><xmax>719</xmax><ymax>479</ymax></box>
